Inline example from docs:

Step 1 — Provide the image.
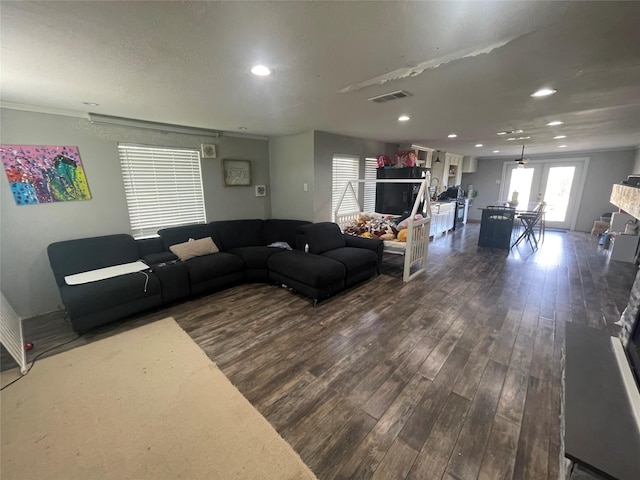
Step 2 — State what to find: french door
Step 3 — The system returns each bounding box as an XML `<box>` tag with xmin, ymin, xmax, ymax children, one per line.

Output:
<box><xmin>503</xmin><ymin>159</ymin><xmax>586</xmax><ymax>229</ymax></box>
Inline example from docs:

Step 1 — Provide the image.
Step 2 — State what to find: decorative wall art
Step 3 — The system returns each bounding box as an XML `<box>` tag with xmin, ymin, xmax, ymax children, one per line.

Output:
<box><xmin>1</xmin><ymin>145</ymin><xmax>92</xmax><ymax>205</ymax></box>
<box><xmin>223</xmin><ymin>159</ymin><xmax>251</xmax><ymax>186</ymax></box>
<box><xmin>201</xmin><ymin>143</ymin><xmax>217</xmax><ymax>159</ymax></box>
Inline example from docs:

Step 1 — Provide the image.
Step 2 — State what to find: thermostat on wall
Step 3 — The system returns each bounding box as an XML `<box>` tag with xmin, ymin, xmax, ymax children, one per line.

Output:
<box><xmin>201</xmin><ymin>144</ymin><xmax>217</xmax><ymax>159</ymax></box>
<box><xmin>255</xmin><ymin>185</ymin><xmax>267</xmax><ymax>197</ymax></box>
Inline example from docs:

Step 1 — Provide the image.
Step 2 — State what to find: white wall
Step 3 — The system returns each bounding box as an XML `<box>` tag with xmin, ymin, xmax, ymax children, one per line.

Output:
<box><xmin>268</xmin><ymin>131</ymin><xmax>315</xmax><ymax>221</ymax></box>
<box><xmin>0</xmin><ymin>108</ymin><xmax>270</xmax><ymax>318</ymax></box>
<box><xmin>461</xmin><ymin>148</ymin><xmax>636</xmax><ymax>231</ymax></box>
<box><xmin>634</xmin><ymin>147</ymin><xmax>640</xmax><ymax>174</ymax></box>
<box><xmin>313</xmin><ymin>131</ymin><xmax>397</xmax><ymax>222</ymax></box>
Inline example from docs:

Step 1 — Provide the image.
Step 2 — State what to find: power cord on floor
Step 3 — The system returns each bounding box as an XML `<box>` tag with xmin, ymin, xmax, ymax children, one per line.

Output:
<box><xmin>1</xmin><ymin>333</ymin><xmax>82</xmax><ymax>391</ymax></box>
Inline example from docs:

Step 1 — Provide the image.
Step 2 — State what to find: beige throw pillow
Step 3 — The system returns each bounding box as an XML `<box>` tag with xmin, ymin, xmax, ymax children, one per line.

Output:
<box><xmin>169</xmin><ymin>237</ymin><xmax>219</xmax><ymax>261</ymax></box>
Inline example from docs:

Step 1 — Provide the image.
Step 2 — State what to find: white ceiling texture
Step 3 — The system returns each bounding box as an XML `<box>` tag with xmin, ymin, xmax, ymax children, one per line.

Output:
<box><xmin>1</xmin><ymin>1</ymin><xmax>639</xmax><ymax>157</ymax></box>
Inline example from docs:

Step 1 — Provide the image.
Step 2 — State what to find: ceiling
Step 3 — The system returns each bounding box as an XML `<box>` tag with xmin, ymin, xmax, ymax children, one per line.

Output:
<box><xmin>1</xmin><ymin>1</ymin><xmax>639</xmax><ymax>158</ymax></box>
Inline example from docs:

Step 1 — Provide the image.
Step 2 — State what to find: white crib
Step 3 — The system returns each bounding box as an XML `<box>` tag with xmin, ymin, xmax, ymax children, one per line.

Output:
<box><xmin>334</xmin><ymin>175</ymin><xmax>432</xmax><ymax>282</ymax></box>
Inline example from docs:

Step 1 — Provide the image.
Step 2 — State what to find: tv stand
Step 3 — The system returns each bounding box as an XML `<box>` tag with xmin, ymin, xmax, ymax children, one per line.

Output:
<box><xmin>565</xmin><ymin>322</ymin><xmax>640</xmax><ymax>479</ymax></box>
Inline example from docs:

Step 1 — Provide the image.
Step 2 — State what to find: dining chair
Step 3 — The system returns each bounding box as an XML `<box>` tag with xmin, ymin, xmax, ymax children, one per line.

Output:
<box><xmin>512</xmin><ymin>202</ymin><xmax>546</xmax><ymax>250</ymax></box>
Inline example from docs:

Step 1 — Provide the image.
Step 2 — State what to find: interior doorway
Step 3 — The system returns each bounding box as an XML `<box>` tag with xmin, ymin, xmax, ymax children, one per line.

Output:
<box><xmin>501</xmin><ymin>158</ymin><xmax>588</xmax><ymax>230</ymax></box>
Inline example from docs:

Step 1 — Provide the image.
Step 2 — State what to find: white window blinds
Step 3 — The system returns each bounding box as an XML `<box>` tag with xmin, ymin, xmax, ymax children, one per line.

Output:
<box><xmin>331</xmin><ymin>155</ymin><xmax>360</xmax><ymax>220</ymax></box>
<box><xmin>119</xmin><ymin>144</ymin><xmax>206</xmax><ymax>239</ymax></box>
<box><xmin>364</xmin><ymin>157</ymin><xmax>377</xmax><ymax>213</ymax></box>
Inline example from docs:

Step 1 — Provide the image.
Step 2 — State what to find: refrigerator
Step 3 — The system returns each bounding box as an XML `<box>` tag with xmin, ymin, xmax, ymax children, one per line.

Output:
<box><xmin>375</xmin><ymin>167</ymin><xmax>427</xmax><ymax>215</ymax></box>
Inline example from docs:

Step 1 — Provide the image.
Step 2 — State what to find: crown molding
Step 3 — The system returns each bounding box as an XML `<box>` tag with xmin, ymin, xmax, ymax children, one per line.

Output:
<box><xmin>0</xmin><ymin>101</ymin><xmax>88</xmax><ymax>119</ymax></box>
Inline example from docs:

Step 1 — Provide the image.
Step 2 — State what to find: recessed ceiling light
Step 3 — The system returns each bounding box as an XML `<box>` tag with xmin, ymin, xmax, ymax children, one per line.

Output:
<box><xmin>238</xmin><ymin>126</ymin><xmax>248</xmax><ymax>130</ymax></box>
<box><xmin>251</xmin><ymin>65</ymin><xmax>272</xmax><ymax>76</ymax></box>
<box><xmin>497</xmin><ymin>131</ymin><xmax>507</xmax><ymax>136</ymax></box>
<box><xmin>82</xmin><ymin>101</ymin><xmax>99</xmax><ymax>106</ymax></box>
<box><xmin>448</xmin><ymin>133</ymin><xmax>457</xmax><ymax>138</ymax></box>
<box><xmin>493</xmin><ymin>150</ymin><xmax>500</xmax><ymax>153</ymax></box>
<box><xmin>554</xmin><ymin>135</ymin><xmax>567</xmax><ymax>139</ymax></box>
<box><xmin>475</xmin><ymin>144</ymin><xmax>483</xmax><ymax>147</ymax></box>
<box><xmin>517</xmin><ymin>136</ymin><xmax>530</xmax><ymax>140</ymax></box>
<box><xmin>531</xmin><ymin>88</ymin><xmax>557</xmax><ymax>97</ymax></box>
<box><xmin>547</xmin><ymin>120</ymin><xmax>564</xmax><ymax>126</ymax></box>
<box><xmin>398</xmin><ymin>115</ymin><xmax>410</xmax><ymax>122</ymax></box>
<box><xmin>506</xmin><ymin>137</ymin><xmax>517</xmax><ymax>141</ymax></box>
<box><xmin>558</xmin><ymin>145</ymin><xmax>568</xmax><ymax>148</ymax></box>
<box><xmin>513</xmin><ymin>129</ymin><xmax>524</xmax><ymax>134</ymax></box>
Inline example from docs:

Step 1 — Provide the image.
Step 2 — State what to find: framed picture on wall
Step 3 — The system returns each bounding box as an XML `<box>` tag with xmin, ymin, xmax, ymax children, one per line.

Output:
<box><xmin>222</xmin><ymin>159</ymin><xmax>251</xmax><ymax>186</ymax></box>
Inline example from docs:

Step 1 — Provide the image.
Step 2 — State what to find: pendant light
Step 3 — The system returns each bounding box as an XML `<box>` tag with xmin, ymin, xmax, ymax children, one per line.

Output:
<box><xmin>435</xmin><ymin>150</ymin><xmax>441</xmax><ymax>163</ymax></box>
<box><xmin>515</xmin><ymin>144</ymin><xmax>529</xmax><ymax>169</ymax></box>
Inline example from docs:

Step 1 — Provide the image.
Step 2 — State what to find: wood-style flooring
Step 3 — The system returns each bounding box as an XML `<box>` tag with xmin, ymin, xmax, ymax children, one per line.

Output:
<box><xmin>3</xmin><ymin>225</ymin><xmax>637</xmax><ymax>480</ymax></box>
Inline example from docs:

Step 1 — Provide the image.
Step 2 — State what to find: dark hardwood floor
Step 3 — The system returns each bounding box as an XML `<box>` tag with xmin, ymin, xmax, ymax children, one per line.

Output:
<box><xmin>3</xmin><ymin>224</ymin><xmax>637</xmax><ymax>480</ymax></box>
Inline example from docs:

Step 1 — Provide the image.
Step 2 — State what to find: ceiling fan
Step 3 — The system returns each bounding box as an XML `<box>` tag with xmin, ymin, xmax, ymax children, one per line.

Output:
<box><xmin>515</xmin><ymin>144</ymin><xmax>529</xmax><ymax>168</ymax></box>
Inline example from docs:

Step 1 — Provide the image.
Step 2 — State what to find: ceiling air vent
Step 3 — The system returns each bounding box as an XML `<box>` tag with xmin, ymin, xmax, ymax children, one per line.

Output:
<box><xmin>368</xmin><ymin>90</ymin><xmax>413</xmax><ymax>104</ymax></box>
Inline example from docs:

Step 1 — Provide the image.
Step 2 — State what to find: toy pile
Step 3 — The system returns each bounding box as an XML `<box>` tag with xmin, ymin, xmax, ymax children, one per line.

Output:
<box><xmin>343</xmin><ymin>213</ymin><xmax>425</xmax><ymax>242</ymax></box>
<box><xmin>376</xmin><ymin>151</ymin><xmax>417</xmax><ymax>168</ymax></box>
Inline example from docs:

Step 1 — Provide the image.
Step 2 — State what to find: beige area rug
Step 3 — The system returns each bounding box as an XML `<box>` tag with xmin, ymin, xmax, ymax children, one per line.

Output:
<box><xmin>1</xmin><ymin>317</ymin><xmax>317</xmax><ymax>480</ymax></box>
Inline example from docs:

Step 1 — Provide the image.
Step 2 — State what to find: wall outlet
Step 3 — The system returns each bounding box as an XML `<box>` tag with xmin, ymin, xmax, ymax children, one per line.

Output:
<box><xmin>303</xmin><ymin>183</ymin><xmax>308</xmax><ymax>192</ymax></box>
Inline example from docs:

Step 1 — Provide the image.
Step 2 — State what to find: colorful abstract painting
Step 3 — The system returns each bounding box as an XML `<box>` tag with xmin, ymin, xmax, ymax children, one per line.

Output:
<box><xmin>1</xmin><ymin>145</ymin><xmax>91</xmax><ymax>205</ymax></box>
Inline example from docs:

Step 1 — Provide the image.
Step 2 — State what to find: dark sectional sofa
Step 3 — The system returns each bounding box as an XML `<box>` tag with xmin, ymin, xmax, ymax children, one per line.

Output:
<box><xmin>48</xmin><ymin>219</ymin><xmax>383</xmax><ymax>333</ymax></box>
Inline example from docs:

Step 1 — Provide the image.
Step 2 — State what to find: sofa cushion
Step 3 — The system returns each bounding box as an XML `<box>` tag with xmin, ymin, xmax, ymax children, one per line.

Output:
<box><xmin>48</xmin><ymin>234</ymin><xmax>140</xmax><ymax>287</ymax></box>
<box><xmin>267</xmin><ymin>250</ymin><xmax>345</xmax><ymax>288</ymax></box>
<box><xmin>170</xmin><ymin>237</ymin><xmax>219</xmax><ymax>261</ymax></box>
<box><xmin>227</xmin><ymin>246</ymin><xmax>284</xmax><ymax>270</ymax></box>
<box><xmin>136</xmin><ymin>237</ymin><xmax>165</xmax><ymax>258</ymax></box>
<box><xmin>142</xmin><ymin>252</ymin><xmax>179</xmax><ymax>266</ymax></box>
<box><xmin>210</xmin><ymin>219</ymin><xmax>264</xmax><ymax>251</ymax></box>
<box><xmin>184</xmin><ymin>252</ymin><xmax>245</xmax><ymax>285</ymax></box>
<box><xmin>321</xmin><ymin>247</ymin><xmax>378</xmax><ymax>276</ymax></box>
<box><xmin>296</xmin><ymin>222</ymin><xmax>346</xmax><ymax>254</ymax></box>
<box><xmin>263</xmin><ymin>219</ymin><xmax>312</xmax><ymax>249</ymax></box>
<box><xmin>60</xmin><ymin>272</ymin><xmax>161</xmax><ymax>318</ymax></box>
<box><xmin>158</xmin><ymin>223</ymin><xmax>218</xmax><ymax>250</ymax></box>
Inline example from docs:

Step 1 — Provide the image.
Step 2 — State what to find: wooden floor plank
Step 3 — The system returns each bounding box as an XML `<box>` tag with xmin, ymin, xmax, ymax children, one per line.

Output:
<box><xmin>477</xmin><ymin>414</ymin><xmax>521</xmax><ymax>480</ymax></box>
<box><xmin>453</xmin><ymin>327</ymin><xmax>497</xmax><ymax>400</ymax></box>
<box><xmin>371</xmin><ymin>438</ymin><xmax>418</xmax><ymax>480</ymax></box>
<box><xmin>7</xmin><ymin>226</ymin><xmax>638</xmax><ymax>480</ymax></box>
<box><xmin>406</xmin><ymin>392</ymin><xmax>471</xmax><ymax>480</ymax></box>
<box><xmin>530</xmin><ymin>316</ymin><xmax>555</xmax><ymax>380</ymax></box>
<box><xmin>445</xmin><ymin>360</ymin><xmax>508</xmax><ymax>480</ymax></box>
<box><xmin>398</xmin><ymin>346</ymin><xmax>472</xmax><ymax>451</ymax></box>
<box><xmin>496</xmin><ymin>367</ymin><xmax>529</xmax><ymax>425</ymax></box>
<box><xmin>336</xmin><ymin>372</ymin><xmax>432</xmax><ymax>479</ymax></box>
<box><xmin>513</xmin><ymin>375</ymin><xmax>551</xmax><ymax>480</ymax></box>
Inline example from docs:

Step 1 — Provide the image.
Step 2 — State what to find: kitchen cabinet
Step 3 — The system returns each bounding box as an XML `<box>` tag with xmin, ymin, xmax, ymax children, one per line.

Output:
<box><xmin>430</xmin><ymin>202</ymin><xmax>455</xmax><ymax>238</ymax></box>
<box><xmin>462</xmin><ymin>156</ymin><xmax>477</xmax><ymax>173</ymax></box>
<box><xmin>442</xmin><ymin>153</ymin><xmax>464</xmax><ymax>189</ymax></box>
<box><xmin>417</xmin><ymin>149</ymin><xmax>433</xmax><ymax>168</ymax></box>
<box><xmin>397</xmin><ymin>144</ymin><xmax>434</xmax><ymax>168</ymax></box>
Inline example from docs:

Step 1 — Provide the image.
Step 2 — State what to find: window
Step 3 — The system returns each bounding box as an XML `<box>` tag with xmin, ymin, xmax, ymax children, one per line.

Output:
<box><xmin>363</xmin><ymin>157</ymin><xmax>377</xmax><ymax>213</ymax></box>
<box><xmin>331</xmin><ymin>155</ymin><xmax>360</xmax><ymax>220</ymax></box>
<box><xmin>119</xmin><ymin>144</ymin><xmax>206</xmax><ymax>238</ymax></box>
